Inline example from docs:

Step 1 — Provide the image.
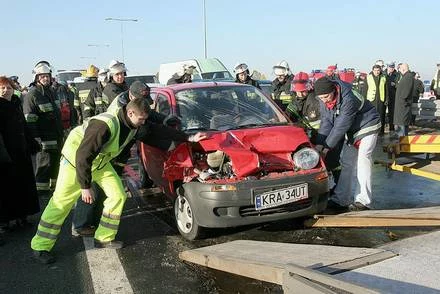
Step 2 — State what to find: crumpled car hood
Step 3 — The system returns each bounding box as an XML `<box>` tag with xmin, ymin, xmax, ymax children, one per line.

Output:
<box><xmin>165</xmin><ymin>125</ymin><xmax>311</xmax><ymax>179</ymax></box>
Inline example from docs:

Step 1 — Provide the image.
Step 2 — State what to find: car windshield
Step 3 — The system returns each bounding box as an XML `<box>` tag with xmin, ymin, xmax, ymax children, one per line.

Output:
<box><xmin>175</xmin><ymin>85</ymin><xmax>288</xmax><ymax>132</ymax></box>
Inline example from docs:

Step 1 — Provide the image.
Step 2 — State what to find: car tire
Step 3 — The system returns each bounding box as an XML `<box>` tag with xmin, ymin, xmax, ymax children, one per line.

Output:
<box><xmin>174</xmin><ymin>195</ymin><xmax>203</xmax><ymax>240</ymax></box>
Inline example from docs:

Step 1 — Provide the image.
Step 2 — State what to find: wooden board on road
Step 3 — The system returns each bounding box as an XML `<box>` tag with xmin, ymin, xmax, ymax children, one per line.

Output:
<box><xmin>305</xmin><ymin>206</ymin><xmax>440</xmax><ymax>228</ymax></box>
<box><xmin>179</xmin><ymin>240</ymin><xmax>395</xmax><ymax>285</ymax></box>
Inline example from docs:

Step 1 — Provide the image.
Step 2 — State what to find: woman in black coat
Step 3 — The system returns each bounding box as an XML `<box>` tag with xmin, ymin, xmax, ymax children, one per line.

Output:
<box><xmin>394</xmin><ymin>64</ymin><xmax>414</xmax><ymax>137</ymax></box>
<box><xmin>0</xmin><ymin>76</ymin><xmax>40</xmax><ymax>231</ymax></box>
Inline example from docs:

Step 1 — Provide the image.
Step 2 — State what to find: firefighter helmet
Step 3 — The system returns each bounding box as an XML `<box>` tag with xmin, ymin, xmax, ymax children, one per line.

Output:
<box><xmin>85</xmin><ymin>65</ymin><xmax>99</xmax><ymax>78</ymax></box>
<box><xmin>273</xmin><ymin>60</ymin><xmax>290</xmax><ymax>76</ymax></box>
<box><xmin>292</xmin><ymin>72</ymin><xmax>311</xmax><ymax>92</ymax></box>
<box><xmin>32</xmin><ymin>63</ymin><xmax>52</xmax><ymax>81</ymax></box>
<box><xmin>108</xmin><ymin>60</ymin><xmax>127</xmax><ymax>76</ymax></box>
<box><xmin>234</xmin><ymin>63</ymin><xmax>249</xmax><ymax>74</ymax></box>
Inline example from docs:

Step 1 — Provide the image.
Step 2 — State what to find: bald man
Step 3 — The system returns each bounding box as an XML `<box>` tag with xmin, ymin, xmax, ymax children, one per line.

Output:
<box><xmin>394</xmin><ymin>63</ymin><xmax>414</xmax><ymax>137</ymax></box>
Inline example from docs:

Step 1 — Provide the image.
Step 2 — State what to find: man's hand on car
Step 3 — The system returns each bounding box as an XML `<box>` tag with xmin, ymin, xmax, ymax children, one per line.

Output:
<box><xmin>188</xmin><ymin>132</ymin><xmax>208</xmax><ymax>142</ymax></box>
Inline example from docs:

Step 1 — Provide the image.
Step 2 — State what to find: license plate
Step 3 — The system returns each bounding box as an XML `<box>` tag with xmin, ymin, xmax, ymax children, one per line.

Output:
<box><xmin>255</xmin><ymin>183</ymin><xmax>308</xmax><ymax>210</ymax></box>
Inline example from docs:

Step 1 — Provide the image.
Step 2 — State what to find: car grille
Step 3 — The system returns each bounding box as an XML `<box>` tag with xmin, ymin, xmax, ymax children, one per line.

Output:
<box><xmin>239</xmin><ymin>198</ymin><xmax>313</xmax><ymax>217</ymax></box>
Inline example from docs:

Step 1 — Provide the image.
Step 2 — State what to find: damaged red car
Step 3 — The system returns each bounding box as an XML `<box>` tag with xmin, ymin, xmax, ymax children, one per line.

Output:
<box><xmin>139</xmin><ymin>82</ymin><xmax>329</xmax><ymax>240</ymax></box>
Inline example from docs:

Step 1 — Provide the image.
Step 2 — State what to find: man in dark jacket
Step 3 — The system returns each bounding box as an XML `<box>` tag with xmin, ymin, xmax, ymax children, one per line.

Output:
<box><xmin>314</xmin><ymin>77</ymin><xmax>381</xmax><ymax>212</ymax></box>
<box><xmin>271</xmin><ymin>60</ymin><xmax>294</xmax><ymax>110</ymax></box>
<box><xmin>385</xmin><ymin>62</ymin><xmax>398</xmax><ymax>131</ymax></box>
<box><xmin>82</xmin><ymin>68</ymin><xmax>109</xmax><ymax>120</ymax></box>
<box><xmin>102</xmin><ymin>60</ymin><xmax>128</xmax><ymax>105</ymax></box>
<box><xmin>23</xmin><ymin>61</ymin><xmax>64</xmax><ymax>196</ymax></box>
<box><xmin>233</xmin><ymin>63</ymin><xmax>261</xmax><ymax>89</ymax></box>
<box><xmin>394</xmin><ymin>63</ymin><xmax>414</xmax><ymax>137</ymax></box>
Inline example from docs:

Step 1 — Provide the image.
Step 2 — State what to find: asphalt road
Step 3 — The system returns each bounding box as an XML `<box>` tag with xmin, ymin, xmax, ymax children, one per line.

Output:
<box><xmin>1</xmin><ymin>131</ymin><xmax>440</xmax><ymax>293</ymax></box>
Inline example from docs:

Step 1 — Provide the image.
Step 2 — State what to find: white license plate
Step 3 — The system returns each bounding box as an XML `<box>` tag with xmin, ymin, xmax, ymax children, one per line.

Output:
<box><xmin>255</xmin><ymin>183</ymin><xmax>308</xmax><ymax>210</ymax></box>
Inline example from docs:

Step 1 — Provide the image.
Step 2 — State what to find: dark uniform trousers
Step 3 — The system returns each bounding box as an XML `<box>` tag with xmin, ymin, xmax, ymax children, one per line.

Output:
<box><xmin>36</xmin><ymin>145</ymin><xmax>61</xmax><ymax>193</ymax></box>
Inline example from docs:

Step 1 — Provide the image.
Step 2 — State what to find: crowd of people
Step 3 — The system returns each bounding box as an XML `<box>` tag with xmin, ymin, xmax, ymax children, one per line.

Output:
<box><xmin>0</xmin><ymin>57</ymin><xmax>434</xmax><ymax>263</ymax></box>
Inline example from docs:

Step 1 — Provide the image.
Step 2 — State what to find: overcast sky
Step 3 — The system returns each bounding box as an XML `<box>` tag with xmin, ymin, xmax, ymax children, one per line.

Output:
<box><xmin>2</xmin><ymin>0</ymin><xmax>439</xmax><ymax>84</ymax></box>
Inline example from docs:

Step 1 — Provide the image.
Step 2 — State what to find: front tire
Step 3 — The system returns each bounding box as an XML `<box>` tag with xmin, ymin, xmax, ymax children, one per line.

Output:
<box><xmin>174</xmin><ymin>195</ymin><xmax>203</xmax><ymax>240</ymax></box>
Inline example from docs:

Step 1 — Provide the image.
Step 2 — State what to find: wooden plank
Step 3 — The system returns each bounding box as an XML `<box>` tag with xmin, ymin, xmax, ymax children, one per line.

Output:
<box><xmin>283</xmin><ymin>264</ymin><xmax>379</xmax><ymax>294</ymax></box>
<box><xmin>179</xmin><ymin>240</ymin><xmax>394</xmax><ymax>285</ymax></box>
<box><xmin>321</xmin><ymin>206</ymin><xmax>440</xmax><ymax>218</ymax></box>
<box><xmin>305</xmin><ymin>216</ymin><xmax>440</xmax><ymax>228</ymax></box>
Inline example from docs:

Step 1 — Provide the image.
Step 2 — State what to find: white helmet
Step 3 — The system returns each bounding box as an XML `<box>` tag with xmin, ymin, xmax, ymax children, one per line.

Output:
<box><xmin>375</xmin><ymin>59</ymin><xmax>385</xmax><ymax>67</ymax></box>
<box><xmin>234</xmin><ymin>63</ymin><xmax>249</xmax><ymax>74</ymax></box>
<box><xmin>108</xmin><ymin>60</ymin><xmax>127</xmax><ymax>76</ymax></box>
<box><xmin>32</xmin><ymin>63</ymin><xmax>52</xmax><ymax>81</ymax></box>
<box><xmin>183</xmin><ymin>64</ymin><xmax>196</xmax><ymax>75</ymax></box>
<box><xmin>273</xmin><ymin>60</ymin><xmax>290</xmax><ymax>76</ymax></box>
<box><xmin>98</xmin><ymin>68</ymin><xmax>109</xmax><ymax>82</ymax></box>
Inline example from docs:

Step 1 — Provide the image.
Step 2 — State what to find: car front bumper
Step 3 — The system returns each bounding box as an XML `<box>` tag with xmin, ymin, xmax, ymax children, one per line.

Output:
<box><xmin>179</xmin><ymin>172</ymin><xmax>328</xmax><ymax>228</ymax></box>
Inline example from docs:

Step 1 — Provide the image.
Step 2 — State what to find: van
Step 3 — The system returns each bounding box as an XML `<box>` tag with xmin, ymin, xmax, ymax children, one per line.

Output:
<box><xmin>158</xmin><ymin>58</ymin><xmax>233</xmax><ymax>85</ymax></box>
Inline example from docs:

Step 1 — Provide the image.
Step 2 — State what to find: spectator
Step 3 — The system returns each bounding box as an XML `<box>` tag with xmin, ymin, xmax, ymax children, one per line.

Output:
<box><xmin>430</xmin><ymin>63</ymin><xmax>440</xmax><ymax>99</ymax></box>
<box><xmin>0</xmin><ymin>76</ymin><xmax>40</xmax><ymax>236</ymax></box>
<box><xmin>365</xmin><ymin>65</ymin><xmax>387</xmax><ymax>135</ymax></box>
<box><xmin>412</xmin><ymin>72</ymin><xmax>424</xmax><ymax>125</ymax></box>
<box><xmin>394</xmin><ymin>63</ymin><xmax>414</xmax><ymax>137</ymax></box>
<box><xmin>385</xmin><ymin>62</ymin><xmax>398</xmax><ymax>132</ymax></box>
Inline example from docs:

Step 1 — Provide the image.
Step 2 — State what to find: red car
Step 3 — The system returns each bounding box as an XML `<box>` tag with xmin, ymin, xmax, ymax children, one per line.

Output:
<box><xmin>139</xmin><ymin>82</ymin><xmax>329</xmax><ymax>240</ymax></box>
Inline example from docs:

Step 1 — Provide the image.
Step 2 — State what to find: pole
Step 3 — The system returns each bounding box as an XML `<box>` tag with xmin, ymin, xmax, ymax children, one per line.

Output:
<box><xmin>105</xmin><ymin>18</ymin><xmax>138</xmax><ymax>62</ymax></box>
<box><xmin>120</xmin><ymin>22</ymin><xmax>125</xmax><ymax>62</ymax></box>
<box><xmin>203</xmin><ymin>0</ymin><xmax>207</xmax><ymax>58</ymax></box>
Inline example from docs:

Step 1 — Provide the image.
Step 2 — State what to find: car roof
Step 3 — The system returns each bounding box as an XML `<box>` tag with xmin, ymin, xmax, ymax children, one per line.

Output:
<box><xmin>163</xmin><ymin>82</ymin><xmax>248</xmax><ymax>91</ymax></box>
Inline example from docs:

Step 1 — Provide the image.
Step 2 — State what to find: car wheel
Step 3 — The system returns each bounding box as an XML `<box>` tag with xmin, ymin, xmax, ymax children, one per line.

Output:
<box><xmin>174</xmin><ymin>195</ymin><xmax>203</xmax><ymax>240</ymax></box>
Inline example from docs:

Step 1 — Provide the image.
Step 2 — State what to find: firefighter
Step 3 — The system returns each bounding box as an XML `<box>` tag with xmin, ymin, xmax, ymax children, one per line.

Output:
<box><xmin>234</xmin><ymin>63</ymin><xmax>260</xmax><ymax>89</ymax></box>
<box><xmin>314</xmin><ymin>77</ymin><xmax>381</xmax><ymax>212</ymax></box>
<box><xmin>102</xmin><ymin>60</ymin><xmax>128</xmax><ymax>105</ymax></box>
<box><xmin>271</xmin><ymin>60</ymin><xmax>294</xmax><ymax>110</ymax></box>
<box><xmin>352</xmin><ymin>71</ymin><xmax>367</xmax><ymax>97</ymax></box>
<box><xmin>285</xmin><ymin>72</ymin><xmax>320</xmax><ymax>130</ymax></box>
<box><xmin>23</xmin><ymin>61</ymin><xmax>64</xmax><ymax>197</ymax></box>
<box><xmin>167</xmin><ymin>64</ymin><xmax>196</xmax><ymax>85</ymax></box>
<box><xmin>30</xmin><ymin>99</ymin><xmax>150</xmax><ymax>263</ymax></box>
<box><xmin>365</xmin><ymin>64</ymin><xmax>387</xmax><ymax>135</ymax></box>
<box><xmin>76</xmin><ymin>65</ymin><xmax>99</xmax><ymax>123</ymax></box>
<box><xmin>82</xmin><ymin>68</ymin><xmax>109</xmax><ymax>120</ymax></box>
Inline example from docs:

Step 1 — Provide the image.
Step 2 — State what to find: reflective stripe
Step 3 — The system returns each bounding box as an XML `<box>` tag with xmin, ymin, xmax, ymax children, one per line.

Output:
<box><xmin>353</xmin><ymin>122</ymin><xmax>382</xmax><ymax>138</ymax></box>
<box><xmin>309</xmin><ymin>120</ymin><xmax>321</xmax><ymax>129</ymax></box>
<box><xmin>99</xmin><ymin>220</ymin><xmax>119</xmax><ymax>230</ymax></box>
<box><xmin>83</xmin><ymin>105</ymin><xmax>92</xmax><ymax>111</ymax></box>
<box><xmin>351</xmin><ymin>90</ymin><xmax>365</xmax><ymax>110</ymax></box>
<box><xmin>36</xmin><ymin>182</ymin><xmax>50</xmax><ymax>190</ymax></box>
<box><xmin>36</xmin><ymin>230</ymin><xmax>57</xmax><ymax>240</ymax></box>
<box><xmin>25</xmin><ymin>113</ymin><xmax>39</xmax><ymax>122</ymax></box>
<box><xmin>74</xmin><ymin>100</ymin><xmax>80</xmax><ymax>106</ymax></box>
<box><xmin>39</xmin><ymin>220</ymin><xmax>61</xmax><ymax>230</ymax></box>
<box><xmin>95</xmin><ymin>100</ymin><xmax>103</xmax><ymax>105</ymax></box>
<box><xmin>41</xmin><ymin>140</ymin><xmax>58</xmax><ymax>150</ymax></box>
<box><xmin>38</xmin><ymin>103</ymin><xmax>54</xmax><ymax>112</ymax></box>
<box><xmin>102</xmin><ymin>212</ymin><xmax>121</xmax><ymax>220</ymax></box>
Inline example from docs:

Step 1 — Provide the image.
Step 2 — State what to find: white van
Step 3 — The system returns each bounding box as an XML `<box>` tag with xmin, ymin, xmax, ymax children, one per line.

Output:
<box><xmin>158</xmin><ymin>58</ymin><xmax>233</xmax><ymax>85</ymax></box>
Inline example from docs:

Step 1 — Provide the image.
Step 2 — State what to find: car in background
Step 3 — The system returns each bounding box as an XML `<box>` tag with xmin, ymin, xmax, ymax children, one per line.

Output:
<box><xmin>125</xmin><ymin>74</ymin><xmax>160</xmax><ymax>87</ymax></box>
<box><xmin>257</xmin><ymin>79</ymin><xmax>273</xmax><ymax>98</ymax></box>
<box><xmin>423</xmin><ymin>80</ymin><xmax>436</xmax><ymax>99</ymax></box>
<box><xmin>159</xmin><ymin>58</ymin><xmax>233</xmax><ymax>85</ymax></box>
<box><xmin>56</xmin><ymin>70</ymin><xmax>83</xmax><ymax>84</ymax></box>
<box><xmin>138</xmin><ymin>82</ymin><xmax>329</xmax><ymax>240</ymax></box>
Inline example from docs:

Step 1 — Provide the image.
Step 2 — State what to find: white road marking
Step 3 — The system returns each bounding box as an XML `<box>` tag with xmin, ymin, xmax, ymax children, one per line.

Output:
<box><xmin>83</xmin><ymin>237</ymin><xmax>134</xmax><ymax>294</ymax></box>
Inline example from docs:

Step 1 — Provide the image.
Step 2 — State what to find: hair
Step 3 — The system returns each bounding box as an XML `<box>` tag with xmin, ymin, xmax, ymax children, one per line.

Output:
<box><xmin>126</xmin><ymin>98</ymin><xmax>150</xmax><ymax>115</ymax></box>
<box><xmin>0</xmin><ymin>76</ymin><xmax>14</xmax><ymax>88</ymax></box>
<box><xmin>372</xmin><ymin>65</ymin><xmax>382</xmax><ymax>70</ymax></box>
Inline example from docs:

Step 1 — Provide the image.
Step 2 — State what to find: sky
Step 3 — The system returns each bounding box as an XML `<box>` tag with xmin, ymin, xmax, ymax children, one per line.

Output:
<box><xmin>2</xmin><ymin>0</ymin><xmax>439</xmax><ymax>85</ymax></box>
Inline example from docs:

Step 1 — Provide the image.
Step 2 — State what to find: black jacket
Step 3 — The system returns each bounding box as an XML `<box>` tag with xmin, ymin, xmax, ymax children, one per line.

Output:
<box><xmin>102</xmin><ymin>81</ymin><xmax>128</xmax><ymax>105</ymax></box>
<box><xmin>394</xmin><ymin>71</ymin><xmax>415</xmax><ymax>125</ymax></box>
<box><xmin>23</xmin><ymin>84</ymin><xmax>64</xmax><ymax>149</ymax></box>
<box><xmin>412</xmin><ymin>79</ymin><xmax>424</xmax><ymax>103</ymax></box>
<box><xmin>83</xmin><ymin>82</ymin><xmax>107</xmax><ymax>119</ymax></box>
<box><xmin>235</xmin><ymin>76</ymin><xmax>261</xmax><ymax>89</ymax></box>
<box><xmin>271</xmin><ymin>74</ymin><xmax>294</xmax><ymax>100</ymax></box>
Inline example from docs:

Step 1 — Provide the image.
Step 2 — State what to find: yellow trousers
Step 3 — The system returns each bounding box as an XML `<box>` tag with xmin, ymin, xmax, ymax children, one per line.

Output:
<box><xmin>31</xmin><ymin>158</ymin><xmax>127</xmax><ymax>251</ymax></box>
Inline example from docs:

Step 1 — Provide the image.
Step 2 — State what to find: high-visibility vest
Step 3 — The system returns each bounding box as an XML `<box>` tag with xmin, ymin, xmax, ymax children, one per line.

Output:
<box><xmin>433</xmin><ymin>70</ymin><xmax>440</xmax><ymax>90</ymax></box>
<box><xmin>61</xmin><ymin>107</ymin><xmax>136</xmax><ymax>170</ymax></box>
<box><xmin>366</xmin><ymin>74</ymin><xmax>386</xmax><ymax>102</ymax></box>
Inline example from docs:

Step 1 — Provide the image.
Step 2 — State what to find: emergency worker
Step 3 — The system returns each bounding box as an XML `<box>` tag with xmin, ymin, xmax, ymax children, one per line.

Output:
<box><xmin>385</xmin><ymin>62</ymin><xmax>398</xmax><ymax>132</ymax></box>
<box><xmin>9</xmin><ymin>76</ymin><xmax>22</xmax><ymax>102</ymax></box>
<box><xmin>352</xmin><ymin>71</ymin><xmax>367</xmax><ymax>97</ymax></box>
<box><xmin>234</xmin><ymin>63</ymin><xmax>260</xmax><ymax>89</ymax></box>
<box><xmin>285</xmin><ymin>72</ymin><xmax>320</xmax><ymax>130</ymax></box>
<box><xmin>76</xmin><ymin>65</ymin><xmax>99</xmax><ymax>123</ymax></box>
<box><xmin>23</xmin><ymin>61</ymin><xmax>64</xmax><ymax>196</ymax></box>
<box><xmin>167</xmin><ymin>64</ymin><xmax>196</xmax><ymax>85</ymax></box>
<box><xmin>102</xmin><ymin>60</ymin><xmax>128</xmax><ymax>105</ymax></box>
<box><xmin>271</xmin><ymin>60</ymin><xmax>294</xmax><ymax>110</ymax></box>
<box><xmin>314</xmin><ymin>77</ymin><xmax>381</xmax><ymax>212</ymax></box>
<box><xmin>430</xmin><ymin>63</ymin><xmax>440</xmax><ymax>99</ymax></box>
<box><xmin>82</xmin><ymin>68</ymin><xmax>109</xmax><ymax>119</ymax></box>
<box><xmin>365</xmin><ymin>65</ymin><xmax>387</xmax><ymax>135</ymax></box>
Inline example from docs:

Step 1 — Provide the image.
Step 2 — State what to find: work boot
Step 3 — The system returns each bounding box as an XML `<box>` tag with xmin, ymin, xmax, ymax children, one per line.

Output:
<box><xmin>348</xmin><ymin>202</ymin><xmax>370</xmax><ymax>212</ymax></box>
<box><xmin>33</xmin><ymin>250</ymin><xmax>56</xmax><ymax>264</ymax></box>
<box><xmin>94</xmin><ymin>239</ymin><xmax>124</xmax><ymax>249</ymax></box>
<box><xmin>72</xmin><ymin>226</ymin><xmax>96</xmax><ymax>238</ymax></box>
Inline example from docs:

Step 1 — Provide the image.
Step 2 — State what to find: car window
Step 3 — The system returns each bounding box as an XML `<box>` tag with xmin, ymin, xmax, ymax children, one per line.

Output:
<box><xmin>175</xmin><ymin>85</ymin><xmax>288</xmax><ymax>132</ymax></box>
<box><xmin>156</xmin><ymin>94</ymin><xmax>170</xmax><ymax>115</ymax></box>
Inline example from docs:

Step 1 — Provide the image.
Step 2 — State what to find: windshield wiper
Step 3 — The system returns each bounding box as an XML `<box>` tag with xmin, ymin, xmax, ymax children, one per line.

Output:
<box><xmin>184</xmin><ymin>127</ymin><xmax>217</xmax><ymax>132</ymax></box>
<box><xmin>227</xmin><ymin>123</ymin><xmax>279</xmax><ymax>130</ymax></box>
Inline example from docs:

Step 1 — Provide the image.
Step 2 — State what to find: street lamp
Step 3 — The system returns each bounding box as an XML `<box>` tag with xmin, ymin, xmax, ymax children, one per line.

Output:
<box><xmin>87</xmin><ymin>44</ymin><xmax>110</xmax><ymax>64</ymax></box>
<box><xmin>203</xmin><ymin>0</ymin><xmax>207</xmax><ymax>58</ymax></box>
<box><xmin>105</xmin><ymin>18</ymin><xmax>138</xmax><ymax>62</ymax></box>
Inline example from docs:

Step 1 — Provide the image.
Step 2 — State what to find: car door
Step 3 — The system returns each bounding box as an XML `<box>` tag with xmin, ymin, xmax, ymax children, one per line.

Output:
<box><xmin>139</xmin><ymin>90</ymin><xmax>175</xmax><ymax>196</ymax></box>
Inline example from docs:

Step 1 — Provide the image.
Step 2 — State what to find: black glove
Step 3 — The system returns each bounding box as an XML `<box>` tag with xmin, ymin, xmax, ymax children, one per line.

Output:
<box><xmin>163</xmin><ymin>114</ymin><xmax>181</xmax><ymax>127</ymax></box>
